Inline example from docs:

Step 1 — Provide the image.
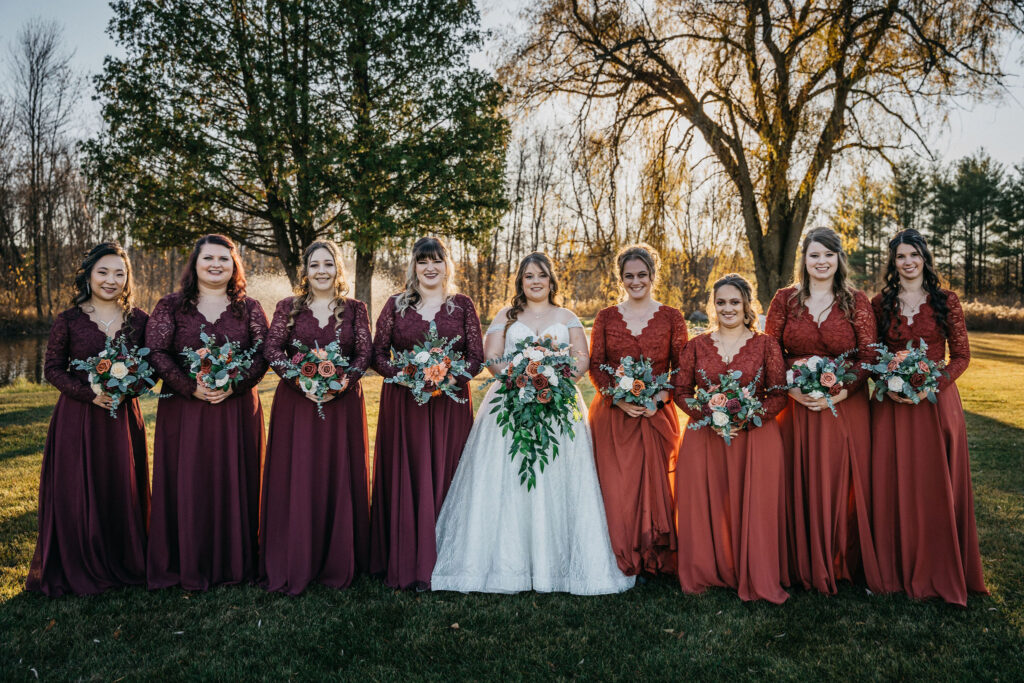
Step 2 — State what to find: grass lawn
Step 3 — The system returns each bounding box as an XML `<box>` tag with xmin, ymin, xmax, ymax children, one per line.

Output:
<box><xmin>0</xmin><ymin>332</ymin><xmax>1022</xmax><ymax>679</ymax></box>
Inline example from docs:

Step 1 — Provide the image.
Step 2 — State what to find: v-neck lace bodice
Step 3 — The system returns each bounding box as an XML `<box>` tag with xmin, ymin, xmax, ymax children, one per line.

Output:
<box><xmin>372</xmin><ymin>293</ymin><xmax>484</xmax><ymax>379</ymax></box>
<box><xmin>871</xmin><ymin>289</ymin><xmax>969</xmax><ymax>387</ymax></box>
<box><xmin>589</xmin><ymin>304</ymin><xmax>688</xmax><ymax>393</ymax></box>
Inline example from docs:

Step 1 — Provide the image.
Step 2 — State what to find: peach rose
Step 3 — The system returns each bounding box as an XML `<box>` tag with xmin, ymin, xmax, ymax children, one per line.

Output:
<box><xmin>196</xmin><ymin>347</ymin><xmax>209</xmax><ymax>358</ymax></box>
<box><xmin>886</xmin><ymin>359</ymin><xmax>899</xmax><ymax>372</ymax></box>
<box><xmin>917</xmin><ymin>361</ymin><xmax>930</xmax><ymax>373</ymax></box>
<box><xmin>313</xmin><ymin>348</ymin><xmax>328</xmax><ymax>360</ymax></box>
<box><xmin>318</xmin><ymin>360</ymin><xmax>336</xmax><ymax>378</ymax></box>
<box><xmin>443</xmin><ymin>356</ymin><xmax>452</xmax><ymax>368</ymax></box>
<box><xmin>424</xmin><ymin>363</ymin><xmax>447</xmax><ymax>384</ymax></box>
<box><xmin>430</xmin><ymin>347</ymin><xmax>443</xmax><ymax>354</ymax></box>
<box><xmin>631</xmin><ymin>379</ymin><xmax>645</xmax><ymax>396</ymax></box>
<box><xmin>515</xmin><ymin>374</ymin><xmax>529</xmax><ymax>388</ymax></box>
<box><xmin>819</xmin><ymin>372</ymin><xmax>837</xmax><ymax>388</ymax></box>
<box><xmin>708</xmin><ymin>393</ymin><xmax>728</xmax><ymax>408</ymax></box>
<box><xmin>894</xmin><ymin>349</ymin><xmax>911</xmax><ymax>362</ymax></box>
<box><xmin>537</xmin><ymin>388</ymin><xmax>552</xmax><ymax>404</ymax></box>
<box><xmin>526</xmin><ymin>360</ymin><xmax>540</xmax><ymax>377</ymax></box>
<box><xmin>614</xmin><ymin>365</ymin><xmax>626</xmax><ymax>377</ymax></box>
<box><xmin>96</xmin><ymin>359</ymin><xmax>112</xmax><ymax>374</ymax></box>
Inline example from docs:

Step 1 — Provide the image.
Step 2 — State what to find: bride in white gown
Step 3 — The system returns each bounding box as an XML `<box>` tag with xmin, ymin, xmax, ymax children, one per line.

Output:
<box><xmin>432</xmin><ymin>253</ymin><xmax>634</xmax><ymax>595</ymax></box>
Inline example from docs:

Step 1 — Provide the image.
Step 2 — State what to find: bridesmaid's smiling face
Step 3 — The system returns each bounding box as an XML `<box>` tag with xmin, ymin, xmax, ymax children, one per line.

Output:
<box><xmin>620</xmin><ymin>258</ymin><xmax>652</xmax><ymax>301</ymax></box>
<box><xmin>713</xmin><ymin>284</ymin><xmax>744</xmax><ymax>330</ymax></box>
<box><xmin>89</xmin><ymin>254</ymin><xmax>127</xmax><ymax>303</ymax></box>
<box><xmin>521</xmin><ymin>263</ymin><xmax>551</xmax><ymax>303</ymax></box>
<box><xmin>895</xmin><ymin>242</ymin><xmax>925</xmax><ymax>284</ymax></box>
<box><xmin>196</xmin><ymin>244</ymin><xmax>234</xmax><ymax>289</ymax></box>
<box><xmin>307</xmin><ymin>247</ymin><xmax>339</xmax><ymax>296</ymax></box>
<box><xmin>804</xmin><ymin>240</ymin><xmax>838</xmax><ymax>283</ymax></box>
<box><xmin>415</xmin><ymin>254</ymin><xmax>446</xmax><ymax>291</ymax></box>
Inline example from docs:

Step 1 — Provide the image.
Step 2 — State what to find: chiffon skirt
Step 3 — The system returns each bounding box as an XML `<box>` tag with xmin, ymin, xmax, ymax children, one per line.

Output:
<box><xmin>26</xmin><ymin>396</ymin><xmax>149</xmax><ymax>596</ymax></box>
<box><xmin>870</xmin><ymin>384</ymin><xmax>987</xmax><ymax>605</ymax></box>
<box><xmin>259</xmin><ymin>379</ymin><xmax>370</xmax><ymax>595</ymax></box>
<box><xmin>147</xmin><ymin>389</ymin><xmax>265</xmax><ymax>590</ymax></box>
<box><xmin>675</xmin><ymin>422</ymin><xmax>789</xmax><ymax>604</ymax></box>
<box><xmin>588</xmin><ymin>395</ymin><xmax>679</xmax><ymax>575</ymax></box>
<box><xmin>368</xmin><ymin>382</ymin><xmax>473</xmax><ymax>589</ymax></box>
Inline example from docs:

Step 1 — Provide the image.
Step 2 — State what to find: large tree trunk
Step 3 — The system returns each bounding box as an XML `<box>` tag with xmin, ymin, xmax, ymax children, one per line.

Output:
<box><xmin>355</xmin><ymin>247</ymin><xmax>375</xmax><ymax>319</ymax></box>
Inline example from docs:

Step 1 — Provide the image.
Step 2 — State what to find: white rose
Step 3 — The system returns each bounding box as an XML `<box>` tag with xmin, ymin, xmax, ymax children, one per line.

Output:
<box><xmin>414</xmin><ymin>351</ymin><xmax>431</xmax><ymax>364</ymax></box>
<box><xmin>808</xmin><ymin>390</ymin><xmax>825</xmax><ymax>399</ymax></box>
<box><xmin>549</xmin><ymin>374</ymin><xmax>559</xmax><ymax>387</ymax></box>
<box><xmin>518</xmin><ymin>386</ymin><xmax>529</xmax><ymax>402</ymax></box>
<box><xmin>513</xmin><ymin>353</ymin><xmax>524</xmax><ymax>366</ymax></box>
<box><xmin>525</xmin><ymin>347</ymin><xmax>545</xmax><ymax>362</ymax></box>
<box><xmin>90</xmin><ymin>383</ymin><xmax>103</xmax><ymax>396</ymax></box>
<box><xmin>806</xmin><ymin>356</ymin><xmax>822</xmax><ymax>372</ymax></box>
<box><xmin>541</xmin><ymin>365</ymin><xmax>554</xmax><ymax>378</ymax></box>
<box><xmin>110</xmin><ymin>362</ymin><xmax>129</xmax><ymax>379</ymax></box>
<box><xmin>887</xmin><ymin>376</ymin><xmax>904</xmax><ymax>393</ymax></box>
<box><xmin>618</xmin><ymin>375</ymin><xmax>634</xmax><ymax>392</ymax></box>
<box><xmin>309</xmin><ymin>380</ymin><xmax>320</xmax><ymax>393</ymax></box>
<box><xmin>786</xmin><ymin>369</ymin><xmax>794</xmax><ymax>385</ymax></box>
<box><xmin>711</xmin><ymin>410</ymin><xmax>730</xmax><ymax>427</ymax></box>
<box><xmin>215</xmin><ymin>375</ymin><xmax>229</xmax><ymax>387</ymax></box>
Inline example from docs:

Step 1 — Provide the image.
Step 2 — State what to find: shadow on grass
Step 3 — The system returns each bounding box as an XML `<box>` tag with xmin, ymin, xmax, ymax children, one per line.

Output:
<box><xmin>969</xmin><ymin>337</ymin><xmax>1024</xmax><ymax>365</ymax></box>
<box><xmin>0</xmin><ymin>404</ymin><xmax>54</xmax><ymax>428</ymax></box>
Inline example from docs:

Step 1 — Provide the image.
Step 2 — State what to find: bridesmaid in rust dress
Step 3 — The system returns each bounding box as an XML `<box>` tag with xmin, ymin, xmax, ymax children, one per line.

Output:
<box><xmin>259</xmin><ymin>240</ymin><xmax>373</xmax><ymax>594</ymax></box>
<box><xmin>369</xmin><ymin>237</ymin><xmax>484</xmax><ymax>589</ymax></box>
<box><xmin>26</xmin><ymin>243</ymin><xmax>149</xmax><ymax>596</ymax></box>
<box><xmin>588</xmin><ymin>244</ymin><xmax>687</xmax><ymax>577</ymax></box>
<box><xmin>674</xmin><ymin>274</ymin><xmax>789</xmax><ymax>603</ymax></box>
<box><xmin>146</xmin><ymin>234</ymin><xmax>269</xmax><ymax>590</ymax></box>
<box><xmin>765</xmin><ymin>226</ymin><xmax>881</xmax><ymax>594</ymax></box>
<box><xmin>870</xmin><ymin>229</ymin><xmax>986</xmax><ymax>605</ymax></box>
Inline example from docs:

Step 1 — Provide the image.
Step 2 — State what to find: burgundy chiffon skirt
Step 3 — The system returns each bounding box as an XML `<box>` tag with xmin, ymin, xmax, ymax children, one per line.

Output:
<box><xmin>26</xmin><ymin>396</ymin><xmax>149</xmax><ymax>596</ymax></box>
<box><xmin>369</xmin><ymin>382</ymin><xmax>473</xmax><ymax>589</ymax></box>
<box><xmin>259</xmin><ymin>379</ymin><xmax>370</xmax><ymax>594</ymax></box>
<box><xmin>870</xmin><ymin>384</ymin><xmax>987</xmax><ymax>605</ymax></box>
<box><xmin>675</xmin><ymin>422</ymin><xmax>789</xmax><ymax>604</ymax></box>
<box><xmin>147</xmin><ymin>388</ymin><xmax>265</xmax><ymax>590</ymax></box>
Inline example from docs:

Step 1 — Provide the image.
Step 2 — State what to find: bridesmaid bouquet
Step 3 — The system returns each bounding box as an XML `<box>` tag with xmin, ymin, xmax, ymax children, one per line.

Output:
<box><xmin>783</xmin><ymin>350</ymin><xmax>857</xmax><ymax>417</ymax></box>
<box><xmin>684</xmin><ymin>369</ymin><xmax>765</xmax><ymax>445</ymax></box>
<box><xmin>180</xmin><ymin>326</ymin><xmax>261</xmax><ymax>393</ymax></box>
<box><xmin>272</xmin><ymin>339</ymin><xmax>351</xmax><ymax>419</ymax></box>
<box><xmin>599</xmin><ymin>355</ymin><xmax>675</xmax><ymax>411</ymax></box>
<box><xmin>72</xmin><ymin>336</ymin><xmax>161</xmax><ymax>417</ymax></box>
<box><xmin>384</xmin><ymin>321</ymin><xmax>473</xmax><ymax>405</ymax></box>
<box><xmin>484</xmin><ymin>337</ymin><xmax>580</xmax><ymax>490</ymax></box>
<box><xmin>862</xmin><ymin>340</ymin><xmax>947</xmax><ymax>404</ymax></box>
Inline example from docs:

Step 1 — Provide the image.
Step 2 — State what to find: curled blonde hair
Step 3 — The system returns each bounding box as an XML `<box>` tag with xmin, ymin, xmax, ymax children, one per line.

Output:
<box><xmin>707</xmin><ymin>273</ymin><xmax>760</xmax><ymax>332</ymax></box>
<box><xmin>288</xmin><ymin>240</ymin><xmax>348</xmax><ymax>329</ymax></box>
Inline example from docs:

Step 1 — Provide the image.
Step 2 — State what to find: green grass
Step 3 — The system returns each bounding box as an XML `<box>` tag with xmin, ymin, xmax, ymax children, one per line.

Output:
<box><xmin>1</xmin><ymin>334</ymin><xmax>1023</xmax><ymax>680</ymax></box>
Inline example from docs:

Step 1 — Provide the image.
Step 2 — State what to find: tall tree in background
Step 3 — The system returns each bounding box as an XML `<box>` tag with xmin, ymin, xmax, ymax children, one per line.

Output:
<box><xmin>506</xmin><ymin>0</ymin><xmax>1023</xmax><ymax>306</ymax></box>
<box><xmin>86</xmin><ymin>0</ymin><xmax>508</xmax><ymax>309</ymax></box>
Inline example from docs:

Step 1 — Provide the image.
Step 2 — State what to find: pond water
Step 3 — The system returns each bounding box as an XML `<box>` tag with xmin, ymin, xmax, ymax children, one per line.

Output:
<box><xmin>0</xmin><ymin>335</ymin><xmax>48</xmax><ymax>386</ymax></box>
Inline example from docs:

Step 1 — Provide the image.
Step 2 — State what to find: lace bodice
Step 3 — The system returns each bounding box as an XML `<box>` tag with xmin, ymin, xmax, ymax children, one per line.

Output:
<box><xmin>145</xmin><ymin>292</ymin><xmax>269</xmax><ymax>397</ymax></box>
<box><xmin>870</xmin><ymin>289</ymin><xmax>969</xmax><ymax>387</ymax></box>
<box><xmin>673</xmin><ymin>332</ymin><xmax>788</xmax><ymax>422</ymax></box>
<box><xmin>264</xmin><ymin>297</ymin><xmax>372</xmax><ymax>388</ymax></box>
<box><xmin>44</xmin><ymin>306</ymin><xmax>150</xmax><ymax>403</ymax></box>
<box><xmin>764</xmin><ymin>287</ymin><xmax>877</xmax><ymax>391</ymax></box>
<box><xmin>588</xmin><ymin>304</ymin><xmax>688</xmax><ymax>392</ymax></box>
<box><xmin>372</xmin><ymin>293</ymin><xmax>484</xmax><ymax>379</ymax></box>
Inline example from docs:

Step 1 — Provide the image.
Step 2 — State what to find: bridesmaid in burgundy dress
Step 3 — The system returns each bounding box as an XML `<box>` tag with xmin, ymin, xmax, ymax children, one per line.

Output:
<box><xmin>26</xmin><ymin>242</ymin><xmax>149</xmax><ymax>596</ymax></box>
<box><xmin>146</xmin><ymin>234</ymin><xmax>269</xmax><ymax>590</ymax></box>
<box><xmin>369</xmin><ymin>237</ymin><xmax>484</xmax><ymax>589</ymax></box>
<box><xmin>588</xmin><ymin>244</ymin><xmax>687</xmax><ymax>577</ymax></box>
<box><xmin>765</xmin><ymin>226</ymin><xmax>881</xmax><ymax>594</ymax></box>
<box><xmin>259</xmin><ymin>240</ymin><xmax>373</xmax><ymax>594</ymax></box>
<box><xmin>674</xmin><ymin>274</ymin><xmax>789</xmax><ymax>603</ymax></box>
<box><xmin>870</xmin><ymin>229</ymin><xmax>986</xmax><ymax>605</ymax></box>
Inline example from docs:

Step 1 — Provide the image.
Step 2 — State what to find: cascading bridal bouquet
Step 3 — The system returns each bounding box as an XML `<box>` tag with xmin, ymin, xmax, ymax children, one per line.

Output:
<box><xmin>72</xmin><ymin>336</ymin><xmax>162</xmax><ymax>418</ymax></box>
<box><xmin>783</xmin><ymin>350</ymin><xmax>858</xmax><ymax>417</ymax></box>
<box><xmin>384</xmin><ymin>321</ymin><xmax>473</xmax><ymax>405</ymax></box>
<box><xmin>684</xmin><ymin>369</ymin><xmax>765</xmax><ymax>445</ymax></box>
<box><xmin>181</xmin><ymin>325</ymin><xmax>261</xmax><ymax>393</ymax></box>
<box><xmin>862</xmin><ymin>339</ymin><xmax>947</xmax><ymax>404</ymax></box>
<box><xmin>599</xmin><ymin>355</ymin><xmax>675</xmax><ymax>412</ymax></box>
<box><xmin>484</xmin><ymin>337</ymin><xmax>580</xmax><ymax>490</ymax></box>
<box><xmin>272</xmin><ymin>339</ymin><xmax>351</xmax><ymax>419</ymax></box>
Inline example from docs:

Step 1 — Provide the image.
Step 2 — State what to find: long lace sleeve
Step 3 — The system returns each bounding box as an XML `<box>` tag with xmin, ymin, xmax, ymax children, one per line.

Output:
<box><xmin>44</xmin><ymin>313</ymin><xmax>96</xmax><ymax>403</ymax></box>
<box><xmin>764</xmin><ymin>289</ymin><xmax>789</xmax><ymax>347</ymax></box>
<box><xmin>372</xmin><ymin>296</ymin><xmax>399</xmax><ymax>378</ymax></box>
<box><xmin>587</xmin><ymin>309</ymin><xmax>613</xmax><ymax>392</ymax></box>
<box><xmin>146</xmin><ymin>296</ymin><xmax>195</xmax><ymax>397</ymax></box>
<box><xmin>760</xmin><ymin>336</ymin><xmax>789</xmax><ymax>419</ymax></box>
<box><xmin>673</xmin><ymin>340</ymin><xmax>703</xmax><ymax>421</ymax></box>
<box><xmin>942</xmin><ymin>291</ymin><xmax>970</xmax><ymax>386</ymax></box>
<box><xmin>264</xmin><ymin>298</ymin><xmax>294</xmax><ymax>378</ymax></box>
<box><xmin>849</xmin><ymin>291</ymin><xmax>878</xmax><ymax>391</ymax></box>
<box><xmin>460</xmin><ymin>295</ymin><xmax>485</xmax><ymax>378</ymax></box>
<box><xmin>347</xmin><ymin>299</ymin><xmax>373</xmax><ymax>381</ymax></box>
<box><xmin>670</xmin><ymin>308</ymin><xmax>689</xmax><ymax>372</ymax></box>
<box><xmin>235</xmin><ymin>299</ymin><xmax>270</xmax><ymax>393</ymax></box>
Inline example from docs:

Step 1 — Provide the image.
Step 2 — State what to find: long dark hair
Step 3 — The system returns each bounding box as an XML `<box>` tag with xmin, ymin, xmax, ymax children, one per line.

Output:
<box><xmin>179</xmin><ymin>234</ymin><xmax>247</xmax><ymax>317</ymax></box>
<box><xmin>878</xmin><ymin>229</ymin><xmax>949</xmax><ymax>340</ymax></box>
<box><xmin>395</xmin><ymin>236</ymin><xmax>457</xmax><ymax>316</ymax></box>
<box><xmin>72</xmin><ymin>241</ymin><xmax>135</xmax><ymax>335</ymax></box>
<box><xmin>707</xmin><ymin>273</ymin><xmax>759</xmax><ymax>332</ymax></box>
<box><xmin>288</xmin><ymin>240</ymin><xmax>348</xmax><ymax>329</ymax></box>
<box><xmin>505</xmin><ymin>252</ymin><xmax>560</xmax><ymax>332</ymax></box>
<box><xmin>788</xmin><ymin>226</ymin><xmax>856</xmax><ymax>321</ymax></box>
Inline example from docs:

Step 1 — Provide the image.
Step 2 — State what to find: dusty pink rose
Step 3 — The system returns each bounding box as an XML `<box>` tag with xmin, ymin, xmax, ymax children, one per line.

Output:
<box><xmin>917</xmin><ymin>361</ymin><xmax>930</xmax><ymax>373</ymax></box>
<box><xmin>708</xmin><ymin>393</ymin><xmax>728</xmax><ymax>409</ymax></box>
<box><xmin>819</xmin><ymin>372</ymin><xmax>837</xmax><ymax>388</ymax></box>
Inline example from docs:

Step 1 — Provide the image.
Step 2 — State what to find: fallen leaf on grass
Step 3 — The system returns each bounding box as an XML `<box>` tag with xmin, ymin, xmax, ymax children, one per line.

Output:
<box><xmin>449</xmin><ymin>623</ymin><xmax>459</xmax><ymax>630</ymax></box>
<box><xmin>29</xmin><ymin>668</ymin><xmax>38</xmax><ymax>679</ymax></box>
<box><xmin>774</xmin><ymin>633</ymin><xmax>786</xmax><ymax>639</ymax></box>
<box><xmin>663</xmin><ymin>629</ymin><xmax>675</xmax><ymax>633</ymax></box>
<box><xmin>173</xmin><ymin>631</ymin><xmax>184</xmax><ymax>636</ymax></box>
<box><xmin>113</xmin><ymin>629</ymin><xmax>121</xmax><ymax>639</ymax></box>
<box><xmin>44</xmin><ymin>620</ymin><xmax>55</xmax><ymax>632</ymax></box>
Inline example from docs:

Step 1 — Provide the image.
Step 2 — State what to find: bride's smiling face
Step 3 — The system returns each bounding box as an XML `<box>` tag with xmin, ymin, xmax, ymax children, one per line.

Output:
<box><xmin>521</xmin><ymin>263</ymin><xmax>551</xmax><ymax>303</ymax></box>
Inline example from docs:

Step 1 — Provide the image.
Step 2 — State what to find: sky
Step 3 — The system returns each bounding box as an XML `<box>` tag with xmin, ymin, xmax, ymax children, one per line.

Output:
<box><xmin>3</xmin><ymin>0</ymin><xmax>1024</xmax><ymax>167</ymax></box>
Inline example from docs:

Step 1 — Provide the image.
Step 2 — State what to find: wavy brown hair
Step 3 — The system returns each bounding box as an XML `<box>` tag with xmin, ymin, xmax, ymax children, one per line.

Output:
<box><xmin>787</xmin><ymin>226</ymin><xmax>856</xmax><ymax>322</ymax></box>
<box><xmin>179</xmin><ymin>234</ymin><xmax>247</xmax><ymax>317</ymax></box>
<box><xmin>616</xmin><ymin>243</ymin><xmax>660</xmax><ymax>296</ymax></box>
<box><xmin>72</xmin><ymin>242</ymin><xmax>136</xmax><ymax>336</ymax></box>
<box><xmin>395</xmin><ymin>236</ymin><xmax>457</xmax><ymax>316</ymax></box>
<box><xmin>878</xmin><ymin>229</ymin><xmax>950</xmax><ymax>340</ymax></box>
<box><xmin>505</xmin><ymin>252</ymin><xmax>560</xmax><ymax>333</ymax></box>
<box><xmin>288</xmin><ymin>240</ymin><xmax>348</xmax><ymax>329</ymax></box>
<box><xmin>707</xmin><ymin>273</ymin><xmax>760</xmax><ymax>332</ymax></box>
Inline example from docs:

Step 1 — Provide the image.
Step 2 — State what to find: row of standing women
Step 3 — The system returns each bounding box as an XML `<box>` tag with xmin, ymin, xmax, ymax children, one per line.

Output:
<box><xmin>26</xmin><ymin>228</ymin><xmax>986</xmax><ymax>606</ymax></box>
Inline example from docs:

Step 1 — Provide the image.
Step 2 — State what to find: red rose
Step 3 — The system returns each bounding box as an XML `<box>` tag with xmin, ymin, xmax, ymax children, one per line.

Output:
<box><xmin>96</xmin><ymin>359</ymin><xmax>112</xmax><ymax>374</ymax></box>
<box><xmin>403</xmin><ymin>364</ymin><xmax>416</xmax><ymax>376</ymax></box>
<box><xmin>829</xmin><ymin>383</ymin><xmax>842</xmax><ymax>396</ymax></box>
<box><xmin>515</xmin><ymin>374</ymin><xmax>528</xmax><ymax>388</ymax></box>
<box><xmin>909</xmin><ymin>373</ymin><xmax>926</xmax><ymax>388</ymax></box>
<box><xmin>505</xmin><ymin>378</ymin><xmax>516</xmax><ymax>391</ymax></box>
<box><xmin>725</xmin><ymin>398</ymin><xmax>741</xmax><ymax>414</ymax></box>
<box><xmin>702</xmin><ymin>404</ymin><xmax>713</xmax><ymax>417</ymax></box>
<box><xmin>560</xmin><ymin>366</ymin><xmax>572</xmax><ymax>378</ymax></box>
<box><xmin>537</xmin><ymin>388</ymin><xmax>552</xmax><ymax>404</ymax></box>
<box><xmin>318</xmin><ymin>360</ymin><xmax>336</xmax><ymax>378</ymax></box>
<box><xmin>532</xmin><ymin>374</ymin><xmax>549</xmax><ymax>390</ymax></box>
<box><xmin>228</xmin><ymin>367</ymin><xmax>239</xmax><ymax>379</ymax></box>
<box><xmin>201</xmin><ymin>357</ymin><xmax>213</xmax><ymax>371</ymax></box>
<box><xmin>300</xmin><ymin>362</ymin><xmax>318</xmax><ymax>378</ymax></box>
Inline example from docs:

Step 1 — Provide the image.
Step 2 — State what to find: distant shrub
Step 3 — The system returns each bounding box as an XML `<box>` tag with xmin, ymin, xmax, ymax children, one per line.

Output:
<box><xmin>962</xmin><ymin>301</ymin><xmax>1024</xmax><ymax>333</ymax></box>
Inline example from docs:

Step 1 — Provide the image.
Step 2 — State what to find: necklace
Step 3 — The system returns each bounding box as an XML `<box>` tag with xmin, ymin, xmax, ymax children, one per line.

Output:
<box><xmin>713</xmin><ymin>330</ymin><xmax>748</xmax><ymax>362</ymax></box>
<box><xmin>900</xmin><ymin>290</ymin><xmax>927</xmax><ymax>315</ymax></box>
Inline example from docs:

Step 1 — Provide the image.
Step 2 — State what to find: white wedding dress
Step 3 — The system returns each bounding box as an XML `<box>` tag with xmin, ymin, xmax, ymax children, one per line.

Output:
<box><xmin>431</xmin><ymin>319</ymin><xmax>635</xmax><ymax>594</ymax></box>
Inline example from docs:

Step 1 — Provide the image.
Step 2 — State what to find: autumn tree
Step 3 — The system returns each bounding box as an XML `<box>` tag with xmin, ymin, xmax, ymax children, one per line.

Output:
<box><xmin>506</xmin><ymin>0</ymin><xmax>1024</xmax><ymax>307</ymax></box>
